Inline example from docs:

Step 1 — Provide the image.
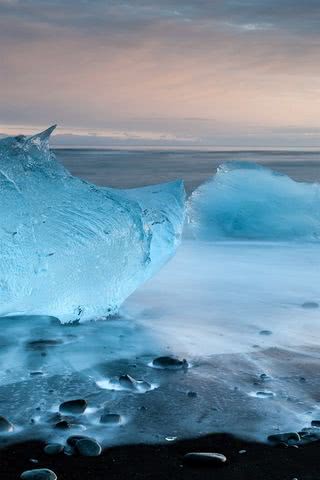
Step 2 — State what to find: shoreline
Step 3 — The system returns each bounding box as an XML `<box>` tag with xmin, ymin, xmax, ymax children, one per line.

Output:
<box><xmin>1</xmin><ymin>432</ymin><xmax>317</xmax><ymax>480</ymax></box>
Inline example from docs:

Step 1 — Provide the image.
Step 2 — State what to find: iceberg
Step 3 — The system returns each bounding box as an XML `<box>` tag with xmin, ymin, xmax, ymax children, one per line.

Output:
<box><xmin>0</xmin><ymin>127</ymin><xmax>185</xmax><ymax>322</ymax></box>
<box><xmin>188</xmin><ymin>161</ymin><xmax>320</xmax><ymax>241</ymax></box>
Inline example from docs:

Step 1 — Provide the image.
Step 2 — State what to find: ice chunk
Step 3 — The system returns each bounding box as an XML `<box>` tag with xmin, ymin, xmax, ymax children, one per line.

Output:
<box><xmin>188</xmin><ymin>162</ymin><xmax>320</xmax><ymax>240</ymax></box>
<box><xmin>0</xmin><ymin>127</ymin><xmax>185</xmax><ymax>322</ymax></box>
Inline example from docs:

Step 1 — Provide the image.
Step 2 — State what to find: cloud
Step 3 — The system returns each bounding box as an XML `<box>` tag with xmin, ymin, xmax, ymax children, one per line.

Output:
<box><xmin>0</xmin><ymin>0</ymin><xmax>320</xmax><ymax>145</ymax></box>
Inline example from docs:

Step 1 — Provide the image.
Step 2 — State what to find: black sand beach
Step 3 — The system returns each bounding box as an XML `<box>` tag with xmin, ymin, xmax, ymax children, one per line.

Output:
<box><xmin>1</xmin><ymin>433</ymin><xmax>317</xmax><ymax>480</ymax></box>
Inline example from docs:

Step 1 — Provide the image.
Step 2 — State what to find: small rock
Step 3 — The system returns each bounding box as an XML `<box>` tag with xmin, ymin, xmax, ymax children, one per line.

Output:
<box><xmin>187</xmin><ymin>391</ymin><xmax>197</xmax><ymax>398</ymax></box>
<box><xmin>29</xmin><ymin>459</ymin><xmax>38</xmax><ymax>464</ymax></box>
<box><xmin>45</xmin><ymin>413</ymin><xmax>62</xmax><ymax>424</ymax></box>
<box><xmin>259</xmin><ymin>330</ymin><xmax>272</xmax><ymax>336</ymax></box>
<box><xmin>63</xmin><ymin>445</ymin><xmax>74</xmax><ymax>456</ymax></box>
<box><xmin>0</xmin><ymin>415</ymin><xmax>14</xmax><ymax>432</ymax></box>
<box><xmin>152</xmin><ymin>356</ymin><xmax>188</xmax><ymax>370</ymax></box>
<box><xmin>54</xmin><ymin>420</ymin><xmax>70</xmax><ymax>430</ymax></box>
<box><xmin>239</xmin><ymin>450</ymin><xmax>246</xmax><ymax>454</ymax></box>
<box><xmin>59</xmin><ymin>399</ymin><xmax>87</xmax><ymax>415</ymax></box>
<box><xmin>302</xmin><ymin>302</ymin><xmax>319</xmax><ymax>309</ymax></box>
<box><xmin>184</xmin><ymin>452</ymin><xmax>227</xmax><ymax>466</ymax></box>
<box><xmin>44</xmin><ymin>444</ymin><xmax>64</xmax><ymax>455</ymax></box>
<box><xmin>66</xmin><ymin>435</ymin><xmax>95</xmax><ymax>447</ymax></box>
<box><xmin>118</xmin><ymin>374</ymin><xmax>151</xmax><ymax>392</ymax></box>
<box><xmin>311</xmin><ymin>420</ymin><xmax>320</xmax><ymax>427</ymax></box>
<box><xmin>268</xmin><ymin>432</ymin><xmax>300</xmax><ymax>445</ymax></box>
<box><xmin>255</xmin><ymin>391</ymin><xmax>274</xmax><ymax>398</ymax></box>
<box><xmin>20</xmin><ymin>469</ymin><xmax>57</xmax><ymax>480</ymax></box>
<box><xmin>75</xmin><ymin>438</ymin><xmax>102</xmax><ymax>457</ymax></box>
<box><xmin>30</xmin><ymin>371</ymin><xmax>44</xmax><ymax>376</ymax></box>
<box><xmin>276</xmin><ymin>442</ymin><xmax>288</xmax><ymax>448</ymax></box>
<box><xmin>99</xmin><ymin>413</ymin><xmax>122</xmax><ymax>425</ymax></box>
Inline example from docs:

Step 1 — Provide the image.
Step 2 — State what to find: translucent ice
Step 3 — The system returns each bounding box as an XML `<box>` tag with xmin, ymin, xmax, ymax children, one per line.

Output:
<box><xmin>0</xmin><ymin>127</ymin><xmax>185</xmax><ymax>322</ymax></box>
<box><xmin>188</xmin><ymin>162</ymin><xmax>320</xmax><ymax>240</ymax></box>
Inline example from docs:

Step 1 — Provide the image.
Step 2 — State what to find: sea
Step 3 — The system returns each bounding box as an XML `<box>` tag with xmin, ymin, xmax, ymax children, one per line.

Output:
<box><xmin>55</xmin><ymin>147</ymin><xmax>320</xmax><ymax>194</ymax></box>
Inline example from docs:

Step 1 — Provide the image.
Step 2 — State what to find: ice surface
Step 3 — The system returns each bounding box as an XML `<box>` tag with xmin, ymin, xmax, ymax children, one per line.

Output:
<box><xmin>188</xmin><ymin>161</ymin><xmax>320</xmax><ymax>240</ymax></box>
<box><xmin>0</xmin><ymin>127</ymin><xmax>185</xmax><ymax>322</ymax></box>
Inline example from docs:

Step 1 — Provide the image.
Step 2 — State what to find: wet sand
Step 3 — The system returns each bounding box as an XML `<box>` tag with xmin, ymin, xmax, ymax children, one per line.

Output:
<box><xmin>1</xmin><ymin>433</ymin><xmax>317</xmax><ymax>479</ymax></box>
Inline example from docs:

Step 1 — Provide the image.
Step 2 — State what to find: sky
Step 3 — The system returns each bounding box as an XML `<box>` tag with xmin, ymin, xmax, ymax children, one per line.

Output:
<box><xmin>1</xmin><ymin>0</ymin><xmax>320</xmax><ymax>147</ymax></box>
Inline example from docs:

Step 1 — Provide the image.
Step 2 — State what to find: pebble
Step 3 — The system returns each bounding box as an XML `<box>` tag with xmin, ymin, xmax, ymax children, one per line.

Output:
<box><xmin>152</xmin><ymin>356</ymin><xmax>188</xmax><ymax>370</ymax></box>
<box><xmin>259</xmin><ymin>330</ymin><xmax>272</xmax><ymax>336</ymax></box>
<box><xmin>187</xmin><ymin>391</ymin><xmax>197</xmax><ymax>398</ymax></box>
<box><xmin>100</xmin><ymin>413</ymin><xmax>122</xmax><ymax>425</ymax></box>
<box><xmin>66</xmin><ymin>435</ymin><xmax>95</xmax><ymax>447</ymax></box>
<box><xmin>44</xmin><ymin>444</ymin><xmax>64</xmax><ymax>455</ymax></box>
<box><xmin>255</xmin><ymin>391</ymin><xmax>274</xmax><ymax>398</ymax></box>
<box><xmin>45</xmin><ymin>413</ymin><xmax>62</xmax><ymax>424</ymax></box>
<box><xmin>75</xmin><ymin>438</ymin><xmax>102</xmax><ymax>457</ymax></box>
<box><xmin>20</xmin><ymin>469</ymin><xmax>57</xmax><ymax>480</ymax></box>
<box><xmin>0</xmin><ymin>415</ymin><xmax>14</xmax><ymax>432</ymax></box>
<box><xmin>260</xmin><ymin>373</ymin><xmax>271</xmax><ymax>381</ymax></box>
<box><xmin>239</xmin><ymin>450</ymin><xmax>246</xmax><ymax>454</ymax></box>
<box><xmin>184</xmin><ymin>452</ymin><xmax>227</xmax><ymax>466</ymax></box>
<box><xmin>268</xmin><ymin>432</ymin><xmax>300</xmax><ymax>444</ymax></box>
<box><xmin>118</xmin><ymin>374</ymin><xmax>151</xmax><ymax>392</ymax></box>
<box><xmin>63</xmin><ymin>446</ymin><xmax>74</xmax><ymax>456</ymax></box>
<box><xmin>54</xmin><ymin>420</ymin><xmax>70</xmax><ymax>430</ymax></box>
<box><xmin>59</xmin><ymin>399</ymin><xmax>87</xmax><ymax>415</ymax></box>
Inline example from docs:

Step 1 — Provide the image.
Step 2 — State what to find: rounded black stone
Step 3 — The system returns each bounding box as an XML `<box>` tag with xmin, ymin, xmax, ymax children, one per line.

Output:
<box><xmin>184</xmin><ymin>452</ymin><xmax>227</xmax><ymax>466</ymax></box>
<box><xmin>268</xmin><ymin>432</ymin><xmax>300</xmax><ymax>444</ymax></box>
<box><xmin>59</xmin><ymin>399</ymin><xmax>87</xmax><ymax>415</ymax></box>
<box><xmin>152</xmin><ymin>356</ymin><xmax>188</xmax><ymax>370</ymax></box>
<box><xmin>75</xmin><ymin>438</ymin><xmax>102</xmax><ymax>457</ymax></box>
<box><xmin>54</xmin><ymin>420</ymin><xmax>70</xmax><ymax>430</ymax></box>
<box><xmin>44</xmin><ymin>444</ymin><xmax>64</xmax><ymax>455</ymax></box>
<box><xmin>100</xmin><ymin>413</ymin><xmax>122</xmax><ymax>425</ymax></box>
<box><xmin>66</xmin><ymin>435</ymin><xmax>95</xmax><ymax>447</ymax></box>
<box><xmin>0</xmin><ymin>415</ymin><xmax>14</xmax><ymax>432</ymax></box>
<box><xmin>20</xmin><ymin>469</ymin><xmax>57</xmax><ymax>480</ymax></box>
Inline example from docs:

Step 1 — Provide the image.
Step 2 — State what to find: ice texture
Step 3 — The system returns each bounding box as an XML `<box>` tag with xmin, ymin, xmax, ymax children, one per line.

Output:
<box><xmin>0</xmin><ymin>127</ymin><xmax>185</xmax><ymax>322</ymax></box>
<box><xmin>188</xmin><ymin>161</ymin><xmax>320</xmax><ymax>240</ymax></box>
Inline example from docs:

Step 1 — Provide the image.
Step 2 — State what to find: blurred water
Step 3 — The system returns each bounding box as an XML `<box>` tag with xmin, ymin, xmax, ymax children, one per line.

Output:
<box><xmin>1</xmin><ymin>149</ymin><xmax>320</xmax><ymax>447</ymax></box>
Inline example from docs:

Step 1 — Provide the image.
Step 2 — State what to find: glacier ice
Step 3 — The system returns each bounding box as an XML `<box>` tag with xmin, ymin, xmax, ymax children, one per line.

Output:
<box><xmin>188</xmin><ymin>161</ymin><xmax>320</xmax><ymax>240</ymax></box>
<box><xmin>0</xmin><ymin>127</ymin><xmax>185</xmax><ymax>322</ymax></box>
